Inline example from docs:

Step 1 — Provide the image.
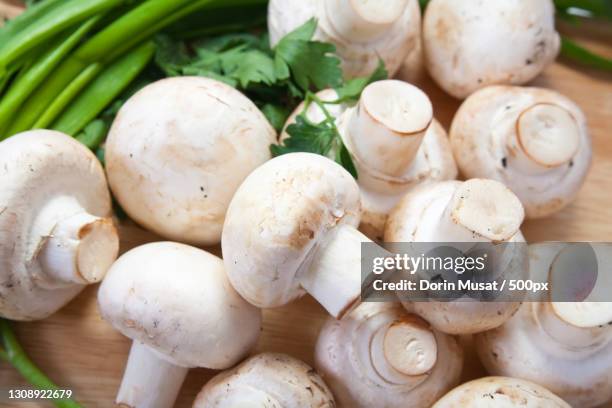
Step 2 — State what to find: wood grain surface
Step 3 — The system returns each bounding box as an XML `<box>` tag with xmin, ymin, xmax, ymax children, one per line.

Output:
<box><xmin>0</xmin><ymin>6</ymin><xmax>611</xmax><ymax>408</ymax></box>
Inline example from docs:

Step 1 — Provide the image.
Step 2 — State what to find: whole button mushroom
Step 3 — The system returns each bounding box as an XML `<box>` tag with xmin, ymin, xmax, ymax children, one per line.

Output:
<box><xmin>450</xmin><ymin>86</ymin><xmax>592</xmax><ymax>218</ymax></box>
<box><xmin>98</xmin><ymin>242</ymin><xmax>261</xmax><ymax>408</ymax></box>
<box><xmin>282</xmin><ymin>80</ymin><xmax>457</xmax><ymax>240</ymax></box>
<box><xmin>385</xmin><ymin>179</ymin><xmax>527</xmax><ymax>334</ymax></box>
<box><xmin>222</xmin><ymin>152</ymin><xmax>377</xmax><ymax>319</ymax></box>
<box><xmin>0</xmin><ymin>130</ymin><xmax>119</xmax><ymax>321</ymax></box>
<box><xmin>423</xmin><ymin>0</ymin><xmax>560</xmax><ymax>99</ymax></box>
<box><xmin>194</xmin><ymin>353</ymin><xmax>335</xmax><ymax>407</ymax></box>
<box><xmin>315</xmin><ymin>302</ymin><xmax>463</xmax><ymax>408</ymax></box>
<box><xmin>268</xmin><ymin>0</ymin><xmax>421</xmax><ymax>77</ymax></box>
<box><xmin>475</xmin><ymin>243</ymin><xmax>612</xmax><ymax>407</ymax></box>
<box><xmin>432</xmin><ymin>377</ymin><xmax>571</xmax><ymax>408</ymax></box>
<box><xmin>105</xmin><ymin>77</ymin><xmax>276</xmax><ymax>246</ymax></box>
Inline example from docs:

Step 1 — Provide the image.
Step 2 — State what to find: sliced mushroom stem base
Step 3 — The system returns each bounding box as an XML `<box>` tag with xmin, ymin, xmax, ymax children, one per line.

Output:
<box><xmin>39</xmin><ymin>212</ymin><xmax>119</xmax><ymax>285</ymax></box>
<box><xmin>536</xmin><ymin>302</ymin><xmax>609</xmax><ymax>349</ymax></box>
<box><xmin>324</xmin><ymin>0</ymin><xmax>408</xmax><ymax>42</ymax></box>
<box><xmin>515</xmin><ymin>103</ymin><xmax>581</xmax><ymax>169</ymax></box>
<box><xmin>437</xmin><ymin>179</ymin><xmax>524</xmax><ymax>243</ymax></box>
<box><xmin>117</xmin><ymin>341</ymin><xmax>189</xmax><ymax>408</ymax></box>
<box><xmin>299</xmin><ymin>224</ymin><xmax>371</xmax><ymax>319</ymax></box>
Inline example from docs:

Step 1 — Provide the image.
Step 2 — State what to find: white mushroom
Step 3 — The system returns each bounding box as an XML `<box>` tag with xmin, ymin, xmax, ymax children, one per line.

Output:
<box><xmin>98</xmin><ymin>242</ymin><xmax>261</xmax><ymax>408</ymax></box>
<box><xmin>315</xmin><ymin>302</ymin><xmax>462</xmax><ymax>407</ymax></box>
<box><xmin>222</xmin><ymin>152</ymin><xmax>379</xmax><ymax>319</ymax></box>
<box><xmin>474</xmin><ymin>243</ymin><xmax>612</xmax><ymax>407</ymax></box>
<box><xmin>432</xmin><ymin>377</ymin><xmax>571</xmax><ymax>408</ymax></box>
<box><xmin>282</xmin><ymin>80</ymin><xmax>457</xmax><ymax>240</ymax></box>
<box><xmin>450</xmin><ymin>85</ymin><xmax>592</xmax><ymax>218</ymax></box>
<box><xmin>268</xmin><ymin>0</ymin><xmax>421</xmax><ymax>78</ymax></box>
<box><xmin>385</xmin><ymin>179</ymin><xmax>527</xmax><ymax>334</ymax></box>
<box><xmin>423</xmin><ymin>0</ymin><xmax>560</xmax><ymax>99</ymax></box>
<box><xmin>194</xmin><ymin>353</ymin><xmax>335</xmax><ymax>407</ymax></box>
<box><xmin>0</xmin><ymin>130</ymin><xmax>118</xmax><ymax>321</ymax></box>
<box><xmin>105</xmin><ymin>77</ymin><xmax>276</xmax><ymax>246</ymax></box>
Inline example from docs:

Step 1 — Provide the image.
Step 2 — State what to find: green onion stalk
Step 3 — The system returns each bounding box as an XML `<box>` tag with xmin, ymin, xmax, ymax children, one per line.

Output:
<box><xmin>0</xmin><ymin>319</ymin><xmax>83</xmax><ymax>408</ymax></box>
<box><xmin>0</xmin><ymin>0</ymin><xmax>267</xmax><ymax>140</ymax></box>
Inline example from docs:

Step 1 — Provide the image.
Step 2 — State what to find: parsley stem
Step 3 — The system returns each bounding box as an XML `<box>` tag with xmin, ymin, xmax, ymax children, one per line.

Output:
<box><xmin>0</xmin><ymin>319</ymin><xmax>83</xmax><ymax>408</ymax></box>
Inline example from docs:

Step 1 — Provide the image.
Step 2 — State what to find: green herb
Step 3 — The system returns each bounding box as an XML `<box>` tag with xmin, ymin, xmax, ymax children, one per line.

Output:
<box><xmin>0</xmin><ymin>17</ymin><xmax>99</xmax><ymax>137</ymax></box>
<box><xmin>0</xmin><ymin>0</ymin><xmax>126</xmax><ymax>74</ymax></box>
<box><xmin>555</xmin><ymin>0</ymin><xmax>612</xmax><ymax>19</ymax></box>
<box><xmin>273</xmin><ymin>18</ymin><xmax>342</xmax><ymax>92</ymax></box>
<box><xmin>560</xmin><ymin>36</ymin><xmax>612</xmax><ymax>71</ymax></box>
<box><xmin>156</xmin><ymin>33</ymin><xmax>276</xmax><ymax>88</ymax></box>
<box><xmin>334</xmin><ymin>59</ymin><xmax>387</xmax><ymax>103</ymax></box>
<box><xmin>52</xmin><ymin>41</ymin><xmax>155</xmax><ymax>136</ymax></box>
<box><xmin>271</xmin><ymin>92</ymin><xmax>358</xmax><ymax>178</ymax></box>
<box><xmin>261</xmin><ymin>103</ymin><xmax>290</xmax><ymax>132</ymax></box>
<box><xmin>0</xmin><ymin>319</ymin><xmax>83</xmax><ymax>408</ymax></box>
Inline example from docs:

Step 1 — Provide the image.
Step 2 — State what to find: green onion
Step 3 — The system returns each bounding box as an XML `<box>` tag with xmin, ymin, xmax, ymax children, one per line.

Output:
<box><xmin>6</xmin><ymin>0</ymin><xmax>198</xmax><ymax>134</ymax></box>
<box><xmin>561</xmin><ymin>36</ymin><xmax>612</xmax><ymax>71</ymax></box>
<box><xmin>0</xmin><ymin>319</ymin><xmax>83</xmax><ymax>408</ymax></box>
<box><xmin>0</xmin><ymin>0</ymin><xmax>126</xmax><ymax>73</ymax></box>
<box><xmin>0</xmin><ymin>17</ymin><xmax>99</xmax><ymax>138</ymax></box>
<box><xmin>33</xmin><ymin>64</ymin><xmax>103</xmax><ymax>130</ymax></box>
<box><xmin>53</xmin><ymin>41</ymin><xmax>155</xmax><ymax>136</ymax></box>
<box><xmin>75</xmin><ymin>119</ymin><xmax>110</xmax><ymax>150</ymax></box>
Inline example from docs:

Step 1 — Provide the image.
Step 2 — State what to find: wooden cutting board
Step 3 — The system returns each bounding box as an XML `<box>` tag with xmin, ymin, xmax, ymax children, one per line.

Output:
<box><xmin>0</xmin><ymin>7</ymin><xmax>611</xmax><ymax>407</ymax></box>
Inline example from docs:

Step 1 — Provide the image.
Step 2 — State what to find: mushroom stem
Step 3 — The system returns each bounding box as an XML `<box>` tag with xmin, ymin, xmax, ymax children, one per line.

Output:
<box><xmin>324</xmin><ymin>0</ymin><xmax>409</xmax><ymax>42</ymax></box>
<box><xmin>369</xmin><ymin>317</ymin><xmax>437</xmax><ymax>383</ymax></box>
<box><xmin>299</xmin><ymin>224</ymin><xmax>372</xmax><ymax>319</ymax></box>
<box><xmin>117</xmin><ymin>341</ymin><xmax>189</xmax><ymax>408</ymax></box>
<box><xmin>512</xmin><ymin>103</ymin><xmax>581</xmax><ymax>171</ymax></box>
<box><xmin>421</xmin><ymin>179</ymin><xmax>524</xmax><ymax>244</ymax></box>
<box><xmin>535</xmin><ymin>302</ymin><xmax>608</xmax><ymax>349</ymax></box>
<box><xmin>39</xmin><ymin>212</ymin><xmax>119</xmax><ymax>285</ymax></box>
<box><xmin>342</xmin><ymin>80</ymin><xmax>432</xmax><ymax>181</ymax></box>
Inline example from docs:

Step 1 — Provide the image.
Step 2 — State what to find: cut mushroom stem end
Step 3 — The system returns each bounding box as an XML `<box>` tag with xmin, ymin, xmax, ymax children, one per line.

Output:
<box><xmin>516</xmin><ymin>103</ymin><xmax>581</xmax><ymax>168</ymax></box>
<box><xmin>345</xmin><ymin>80</ymin><xmax>433</xmax><ymax>178</ymax></box>
<box><xmin>117</xmin><ymin>341</ymin><xmax>189</xmax><ymax>408</ymax></box>
<box><xmin>40</xmin><ymin>212</ymin><xmax>119</xmax><ymax>285</ymax></box>
<box><xmin>299</xmin><ymin>224</ymin><xmax>370</xmax><ymax>319</ymax></box>
<box><xmin>443</xmin><ymin>179</ymin><xmax>524</xmax><ymax>243</ymax></box>
<box><xmin>382</xmin><ymin>317</ymin><xmax>437</xmax><ymax>376</ymax></box>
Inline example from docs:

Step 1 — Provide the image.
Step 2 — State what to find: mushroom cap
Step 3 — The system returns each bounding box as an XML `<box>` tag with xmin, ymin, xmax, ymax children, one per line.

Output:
<box><xmin>315</xmin><ymin>302</ymin><xmax>462</xmax><ymax>407</ymax></box>
<box><xmin>222</xmin><ymin>153</ymin><xmax>360</xmax><ymax>308</ymax></box>
<box><xmin>385</xmin><ymin>180</ymin><xmax>526</xmax><ymax>334</ymax></box>
<box><xmin>475</xmin><ymin>243</ymin><xmax>612</xmax><ymax>407</ymax></box>
<box><xmin>432</xmin><ymin>377</ymin><xmax>571</xmax><ymax>407</ymax></box>
<box><xmin>450</xmin><ymin>86</ymin><xmax>591</xmax><ymax>218</ymax></box>
<box><xmin>0</xmin><ymin>130</ymin><xmax>113</xmax><ymax>321</ymax></box>
<box><xmin>268</xmin><ymin>0</ymin><xmax>421</xmax><ymax>77</ymax></box>
<box><xmin>98</xmin><ymin>242</ymin><xmax>261</xmax><ymax>369</ymax></box>
<box><xmin>105</xmin><ymin>77</ymin><xmax>276</xmax><ymax>246</ymax></box>
<box><xmin>194</xmin><ymin>353</ymin><xmax>335</xmax><ymax>407</ymax></box>
<box><xmin>423</xmin><ymin>0</ymin><xmax>560</xmax><ymax>98</ymax></box>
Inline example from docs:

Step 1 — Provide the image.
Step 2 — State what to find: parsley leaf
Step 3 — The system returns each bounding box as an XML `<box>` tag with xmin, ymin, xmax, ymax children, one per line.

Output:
<box><xmin>271</xmin><ymin>93</ymin><xmax>358</xmax><ymax>178</ymax></box>
<box><xmin>334</xmin><ymin>59</ymin><xmax>388</xmax><ymax>103</ymax></box>
<box><xmin>155</xmin><ymin>34</ymin><xmax>277</xmax><ymax>89</ymax></box>
<box><xmin>274</xmin><ymin>18</ymin><xmax>343</xmax><ymax>92</ymax></box>
<box><xmin>261</xmin><ymin>103</ymin><xmax>290</xmax><ymax>132</ymax></box>
<box><xmin>271</xmin><ymin>114</ymin><xmax>338</xmax><ymax>156</ymax></box>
